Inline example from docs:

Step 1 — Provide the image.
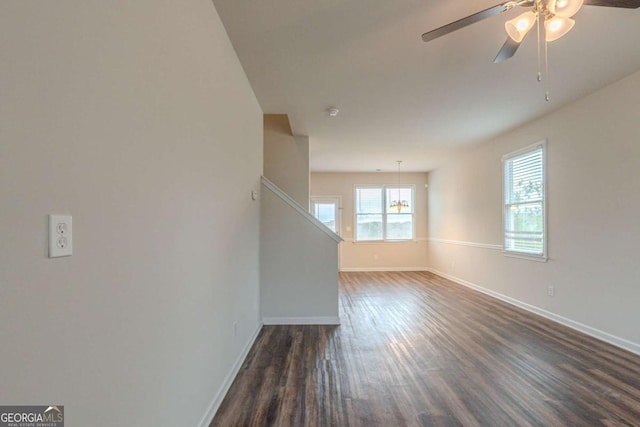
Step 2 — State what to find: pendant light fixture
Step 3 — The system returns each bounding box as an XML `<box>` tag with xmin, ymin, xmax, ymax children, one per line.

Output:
<box><xmin>389</xmin><ymin>160</ymin><xmax>409</xmax><ymax>213</ymax></box>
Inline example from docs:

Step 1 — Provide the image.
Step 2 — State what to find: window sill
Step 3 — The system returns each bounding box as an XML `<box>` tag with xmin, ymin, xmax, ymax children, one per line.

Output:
<box><xmin>503</xmin><ymin>251</ymin><xmax>548</xmax><ymax>263</ymax></box>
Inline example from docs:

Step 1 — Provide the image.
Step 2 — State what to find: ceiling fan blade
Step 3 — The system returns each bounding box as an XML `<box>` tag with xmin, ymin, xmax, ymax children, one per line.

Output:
<box><xmin>583</xmin><ymin>0</ymin><xmax>640</xmax><ymax>7</ymax></box>
<box><xmin>422</xmin><ymin>2</ymin><xmax>514</xmax><ymax>43</ymax></box>
<box><xmin>493</xmin><ymin>37</ymin><xmax>522</xmax><ymax>63</ymax></box>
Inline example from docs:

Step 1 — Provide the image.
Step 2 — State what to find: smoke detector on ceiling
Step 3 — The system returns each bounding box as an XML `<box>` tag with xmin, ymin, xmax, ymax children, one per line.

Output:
<box><xmin>327</xmin><ymin>107</ymin><xmax>339</xmax><ymax>117</ymax></box>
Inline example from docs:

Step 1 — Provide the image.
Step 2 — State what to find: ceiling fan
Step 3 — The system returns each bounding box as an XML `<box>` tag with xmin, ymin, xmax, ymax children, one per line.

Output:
<box><xmin>421</xmin><ymin>0</ymin><xmax>640</xmax><ymax>64</ymax></box>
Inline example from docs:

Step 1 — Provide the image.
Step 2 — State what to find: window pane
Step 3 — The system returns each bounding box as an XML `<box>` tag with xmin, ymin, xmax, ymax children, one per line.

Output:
<box><xmin>356</xmin><ymin>214</ymin><xmax>383</xmax><ymax>241</ymax></box>
<box><xmin>386</xmin><ymin>187</ymin><xmax>413</xmax><ymax>213</ymax></box>
<box><xmin>386</xmin><ymin>213</ymin><xmax>413</xmax><ymax>240</ymax></box>
<box><xmin>314</xmin><ymin>203</ymin><xmax>336</xmax><ymax>232</ymax></box>
<box><xmin>356</xmin><ymin>188</ymin><xmax>383</xmax><ymax>214</ymax></box>
<box><xmin>505</xmin><ymin>202</ymin><xmax>544</xmax><ymax>254</ymax></box>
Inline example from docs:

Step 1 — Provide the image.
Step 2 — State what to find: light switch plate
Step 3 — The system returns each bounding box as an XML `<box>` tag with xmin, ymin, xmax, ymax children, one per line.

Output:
<box><xmin>49</xmin><ymin>214</ymin><xmax>72</xmax><ymax>258</ymax></box>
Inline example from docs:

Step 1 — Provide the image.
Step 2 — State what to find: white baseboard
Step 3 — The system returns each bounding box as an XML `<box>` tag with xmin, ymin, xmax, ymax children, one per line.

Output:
<box><xmin>198</xmin><ymin>322</ymin><xmax>263</xmax><ymax>427</ymax></box>
<box><xmin>427</xmin><ymin>268</ymin><xmax>640</xmax><ymax>356</ymax></box>
<box><xmin>262</xmin><ymin>316</ymin><xmax>340</xmax><ymax>325</ymax></box>
<box><xmin>339</xmin><ymin>267</ymin><xmax>429</xmax><ymax>272</ymax></box>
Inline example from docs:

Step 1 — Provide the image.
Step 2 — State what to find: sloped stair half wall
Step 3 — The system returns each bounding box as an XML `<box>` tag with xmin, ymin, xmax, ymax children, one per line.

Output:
<box><xmin>260</xmin><ymin>176</ymin><xmax>341</xmax><ymax>325</ymax></box>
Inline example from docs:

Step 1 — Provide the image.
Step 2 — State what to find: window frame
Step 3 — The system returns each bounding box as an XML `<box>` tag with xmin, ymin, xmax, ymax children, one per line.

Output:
<box><xmin>502</xmin><ymin>140</ymin><xmax>547</xmax><ymax>262</ymax></box>
<box><xmin>353</xmin><ymin>184</ymin><xmax>416</xmax><ymax>242</ymax></box>
<box><xmin>310</xmin><ymin>196</ymin><xmax>342</xmax><ymax>236</ymax></box>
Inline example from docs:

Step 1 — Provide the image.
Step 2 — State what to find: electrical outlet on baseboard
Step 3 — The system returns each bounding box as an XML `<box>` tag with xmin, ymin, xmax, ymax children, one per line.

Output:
<box><xmin>547</xmin><ymin>285</ymin><xmax>555</xmax><ymax>297</ymax></box>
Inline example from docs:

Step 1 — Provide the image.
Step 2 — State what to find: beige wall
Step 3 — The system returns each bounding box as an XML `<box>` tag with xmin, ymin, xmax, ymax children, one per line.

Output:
<box><xmin>427</xmin><ymin>70</ymin><xmax>640</xmax><ymax>352</ymax></box>
<box><xmin>311</xmin><ymin>172</ymin><xmax>429</xmax><ymax>271</ymax></box>
<box><xmin>263</xmin><ymin>114</ymin><xmax>310</xmax><ymax>207</ymax></box>
<box><xmin>0</xmin><ymin>1</ymin><xmax>262</xmax><ymax>426</ymax></box>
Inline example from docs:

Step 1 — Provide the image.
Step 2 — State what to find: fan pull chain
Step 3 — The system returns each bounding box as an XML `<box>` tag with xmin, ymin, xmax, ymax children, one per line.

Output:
<box><xmin>545</xmin><ymin>39</ymin><xmax>550</xmax><ymax>102</ymax></box>
<box><xmin>534</xmin><ymin>0</ymin><xmax>550</xmax><ymax>102</ymax></box>
<box><xmin>536</xmin><ymin>10</ymin><xmax>542</xmax><ymax>83</ymax></box>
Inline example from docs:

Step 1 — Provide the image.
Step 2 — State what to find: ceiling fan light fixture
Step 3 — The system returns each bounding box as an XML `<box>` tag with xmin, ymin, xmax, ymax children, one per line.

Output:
<box><xmin>505</xmin><ymin>11</ymin><xmax>536</xmax><ymax>43</ymax></box>
<box><xmin>545</xmin><ymin>16</ymin><xmax>575</xmax><ymax>42</ymax></box>
<box><xmin>549</xmin><ymin>0</ymin><xmax>584</xmax><ymax>18</ymax></box>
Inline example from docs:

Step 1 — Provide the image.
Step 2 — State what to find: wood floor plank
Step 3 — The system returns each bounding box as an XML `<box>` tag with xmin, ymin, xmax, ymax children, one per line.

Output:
<box><xmin>211</xmin><ymin>272</ymin><xmax>640</xmax><ymax>426</ymax></box>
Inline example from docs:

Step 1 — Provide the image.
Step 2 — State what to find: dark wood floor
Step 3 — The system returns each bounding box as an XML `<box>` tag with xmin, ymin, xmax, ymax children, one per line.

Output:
<box><xmin>211</xmin><ymin>271</ymin><xmax>640</xmax><ymax>426</ymax></box>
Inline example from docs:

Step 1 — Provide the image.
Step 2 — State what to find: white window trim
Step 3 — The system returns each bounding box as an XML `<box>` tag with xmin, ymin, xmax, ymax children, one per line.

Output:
<box><xmin>501</xmin><ymin>140</ymin><xmax>548</xmax><ymax>262</ymax></box>
<box><xmin>353</xmin><ymin>184</ymin><xmax>416</xmax><ymax>243</ymax></box>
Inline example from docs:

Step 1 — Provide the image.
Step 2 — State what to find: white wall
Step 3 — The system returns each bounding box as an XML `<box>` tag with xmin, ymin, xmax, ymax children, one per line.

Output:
<box><xmin>427</xmin><ymin>70</ymin><xmax>640</xmax><ymax>353</ymax></box>
<box><xmin>260</xmin><ymin>180</ymin><xmax>340</xmax><ymax>324</ymax></box>
<box><xmin>0</xmin><ymin>1</ymin><xmax>262</xmax><ymax>426</ymax></box>
<box><xmin>311</xmin><ymin>172</ymin><xmax>429</xmax><ymax>271</ymax></box>
<box><xmin>263</xmin><ymin>114</ymin><xmax>310</xmax><ymax>208</ymax></box>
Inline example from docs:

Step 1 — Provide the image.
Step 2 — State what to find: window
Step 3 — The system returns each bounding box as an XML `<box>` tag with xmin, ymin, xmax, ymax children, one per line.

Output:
<box><xmin>503</xmin><ymin>142</ymin><xmax>546</xmax><ymax>260</ymax></box>
<box><xmin>311</xmin><ymin>197</ymin><xmax>341</xmax><ymax>235</ymax></box>
<box><xmin>355</xmin><ymin>185</ymin><xmax>414</xmax><ymax>241</ymax></box>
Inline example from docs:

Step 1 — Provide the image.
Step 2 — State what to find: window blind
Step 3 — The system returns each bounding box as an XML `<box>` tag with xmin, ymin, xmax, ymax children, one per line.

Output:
<box><xmin>355</xmin><ymin>187</ymin><xmax>383</xmax><ymax>241</ymax></box>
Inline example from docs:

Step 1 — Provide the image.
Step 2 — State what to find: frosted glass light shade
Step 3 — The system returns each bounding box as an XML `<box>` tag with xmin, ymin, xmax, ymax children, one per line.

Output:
<box><xmin>545</xmin><ymin>17</ymin><xmax>575</xmax><ymax>42</ymax></box>
<box><xmin>505</xmin><ymin>11</ymin><xmax>537</xmax><ymax>43</ymax></box>
<box><xmin>548</xmin><ymin>0</ymin><xmax>584</xmax><ymax>18</ymax></box>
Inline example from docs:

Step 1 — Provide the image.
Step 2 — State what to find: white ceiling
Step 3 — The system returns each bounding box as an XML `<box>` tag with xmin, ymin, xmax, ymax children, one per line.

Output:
<box><xmin>213</xmin><ymin>0</ymin><xmax>640</xmax><ymax>172</ymax></box>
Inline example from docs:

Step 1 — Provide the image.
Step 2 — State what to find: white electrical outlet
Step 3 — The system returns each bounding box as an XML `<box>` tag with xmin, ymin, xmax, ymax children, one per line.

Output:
<box><xmin>547</xmin><ymin>285</ymin><xmax>555</xmax><ymax>297</ymax></box>
<box><xmin>49</xmin><ymin>214</ymin><xmax>72</xmax><ymax>258</ymax></box>
<box><xmin>233</xmin><ymin>322</ymin><xmax>238</xmax><ymax>337</ymax></box>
